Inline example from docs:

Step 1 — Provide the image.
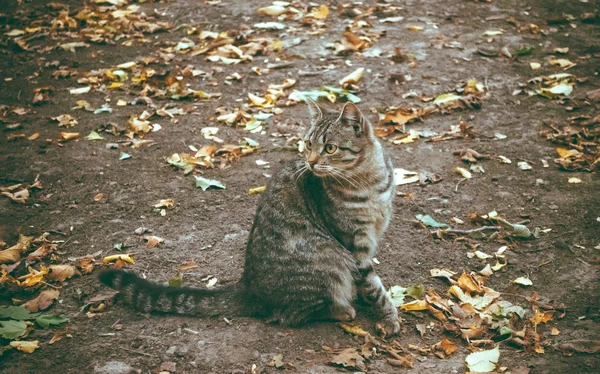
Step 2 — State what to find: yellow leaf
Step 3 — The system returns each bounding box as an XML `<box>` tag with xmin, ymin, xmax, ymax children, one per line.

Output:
<box><xmin>93</xmin><ymin>193</ymin><xmax>104</xmax><ymax>201</ymax></box>
<box><xmin>18</xmin><ymin>266</ymin><xmax>48</xmax><ymax>287</ymax></box>
<box><xmin>311</xmin><ymin>4</ymin><xmax>329</xmax><ymax>20</ymax></box>
<box><xmin>339</xmin><ymin>322</ymin><xmax>369</xmax><ymax>337</ymax></box>
<box><xmin>530</xmin><ymin>62</ymin><xmax>541</xmax><ymax>70</ymax></box>
<box><xmin>550</xmin><ymin>58</ymin><xmax>575</xmax><ymax>69</ymax></box>
<box><xmin>400</xmin><ymin>299</ymin><xmax>429</xmax><ymax>311</ymax></box>
<box><xmin>10</xmin><ymin>340</ymin><xmax>39</xmax><ymax>353</ymax></box>
<box><xmin>60</xmin><ymin>132</ymin><xmax>80</xmax><ymax>141</ymax></box>
<box><xmin>568</xmin><ymin>177</ymin><xmax>582</xmax><ymax>184</ymax></box>
<box><xmin>103</xmin><ymin>254</ymin><xmax>135</xmax><ymax>264</ymax></box>
<box><xmin>455</xmin><ymin>167</ymin><xmax>472</xmax><ymax>179</ymax></box>
<box><xmin>457</xmin><ymin>272</ymin><xmax>484</xmax><ymax>293</ymax></box>
<box><xmin>407</xmin><ymin>25</ymin><xmax>424</xmax><ymax>31</ymax></box>
<box><xmin>249</xmin><ymin>186</ymin><xmax>266</xmax><ymax>195</ymax></box>
<box><xmin>154</xmin><ymin>199</ymin><xmax>175</xmax><ymax>208</ymax></box>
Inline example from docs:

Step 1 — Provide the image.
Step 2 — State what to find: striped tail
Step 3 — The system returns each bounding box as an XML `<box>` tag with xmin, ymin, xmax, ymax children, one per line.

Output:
<box><xmin>99</xmin><ymin>269</ymin><xmax>242</xmax><ymax>317</ymax></box>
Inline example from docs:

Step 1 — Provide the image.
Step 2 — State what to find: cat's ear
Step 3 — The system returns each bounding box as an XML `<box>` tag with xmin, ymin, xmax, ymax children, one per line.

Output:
<box><xmin>339</xmin><ymin>102</ymin><xmax>367</xmax><ymax>136</ymax></box>
<box><xmin>306</xmin><ymin>97</ymin><xmax>323</xmax><ymax>123</ymax></box>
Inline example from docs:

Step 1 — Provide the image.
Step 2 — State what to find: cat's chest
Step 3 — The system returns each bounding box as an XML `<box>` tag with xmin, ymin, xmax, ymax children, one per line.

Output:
<box><xmin>330</xmin><ymin>192</ymin><xmax>393</xmax><ymax>236</ymax></box>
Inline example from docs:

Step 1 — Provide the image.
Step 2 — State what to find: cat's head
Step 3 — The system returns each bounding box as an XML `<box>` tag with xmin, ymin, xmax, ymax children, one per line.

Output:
<box><xmin>302</xmin><ymin>99</ymin><xmax>376</xmax><ymax>177</ymax></box>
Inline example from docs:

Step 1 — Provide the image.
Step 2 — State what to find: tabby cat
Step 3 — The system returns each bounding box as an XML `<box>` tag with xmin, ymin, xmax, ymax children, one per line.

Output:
<box><xmin>100</xmin><ymin>100</ymin><xmax>400</xmax><ymax>334</ymax></box>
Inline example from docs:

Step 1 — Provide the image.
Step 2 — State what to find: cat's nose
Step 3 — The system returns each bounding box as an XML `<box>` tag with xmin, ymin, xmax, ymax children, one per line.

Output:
<box><xmin>307</xmin><ymin>152</ymin><xmax>319</xmax><ymax>167</ymax></box>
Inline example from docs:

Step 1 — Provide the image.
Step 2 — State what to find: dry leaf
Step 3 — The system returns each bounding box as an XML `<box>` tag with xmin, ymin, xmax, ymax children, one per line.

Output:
<box><xmin>22</xmin><ymin>289</ymin><xmax>60</xmax><ymax>312</ymax></box>
<box><xmin>144</xmin><ymin>235</ymin><xmax>164</xmax><ymax>249</ymax></box>
<box><xmin>103</xmin><ymin>254</ymin><xmax>135</xmax><ymax>264</ymax></box>
<box><xmin>10</xmin><ymin>340</ymin><xmax>39</xmax><ymax>353</ymax></box>
<box><xmin>339</xmin><ymin>322</ymin><xmax>369</xmax><ymax>337</ymax></box>
<box><xmin>47</xmin><ymin>264</ymin><xmax>80</xmax><ymax>282</ymax></box>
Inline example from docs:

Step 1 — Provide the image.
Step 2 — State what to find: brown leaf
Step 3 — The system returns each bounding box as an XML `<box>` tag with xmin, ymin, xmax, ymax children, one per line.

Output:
<box><xmin>330</xmin><ymin>347</ymin><xmax>364</xmax><ymax>368</ymax></box>
<box><xmin>556</xmin><ymin>340</ymin><xmax>600</xmax><ymax>355</ymax></box>
<box><xmin>144</xmin><ymin>235</ymin><xmax>164</xmax><ymax>249</ymax></box>
<box><xmin>49</xmin><ymin>328</ymin><xmax>73</xmax><ymax>344</ymax></box>
<box><xmin>387</xmin><ymin>355</ymin><xmax>415</xmax><ymax>368</ymax></box>
<box><xmin>47</xmin><ymin>264</ymin><xmax>80</xmax><ymax>282</ymax></box>
<box><xmin>22</xmin><ymin>289</ymin><xmax>59</xmax><ymax>312</ymax></box>
<box><xmin>432</xmin><ymin>339</ymin><xmax>458</xmax><ymax>356</ymax></box>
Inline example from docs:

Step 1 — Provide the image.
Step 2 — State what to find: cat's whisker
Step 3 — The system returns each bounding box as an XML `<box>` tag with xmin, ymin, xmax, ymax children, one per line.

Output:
<box><xmin>329</xmin><ymin>169</ymin><xmax>359</xmax><ymax>190</ymax></box>
<box><xmin>330</xmin><ymin>167</ymin><xmax>368</xmax><ymax>191</ymax></box>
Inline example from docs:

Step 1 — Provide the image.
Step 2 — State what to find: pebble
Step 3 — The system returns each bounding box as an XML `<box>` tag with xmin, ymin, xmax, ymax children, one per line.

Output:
<box><xmin>94</xmin><ymin>361</ymin><xmax>137</xmax><ymax>374</ymax></box>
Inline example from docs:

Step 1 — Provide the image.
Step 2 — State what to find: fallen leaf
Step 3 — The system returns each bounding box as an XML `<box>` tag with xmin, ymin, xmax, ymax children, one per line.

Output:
<box><xmin>194</xmin><ymin>176</ymin><xmax>226</xmax><ymax>191</ymax></box>
<box><xmin>60</xmin><ymin>132</ymin><xmax>80</xmax><ymax>141</ymax></box>
<box><xmin>339</xmin><ymin>68</ymin><xmax>365</xmax><ymax>88</ymax></box>
<box><xmin>568</xmin><ymin>177</ymin><xmax>582</xmax><ymax>184</ymax></box>
<box><xmin>0</xmin><ymin>320</ymin><xmax>28</xmax><ymax>339</ymax></box>
<box><xmin>401</xmin><ymin>299</ymin><xmax>429</xmax><ymax>311</ymax></box>
<box><xmin>144</xmin><ymin>235</ymin><xmax>164</xmax><ymax>249</ymax></box>
<box><xmin>102</xmin><ymin>254</ymin><xmax>135</xmax><ymax>264</ymax></box>
<box><xmin>416</xmin><ymin>214</ymin><xmax>450</xmax><ymax>228</ymax></box>
<box><xmin>249</xmin><ymin>186</ymin><xmax>266</xmax><ymax>195</ymax></box>
<box><xmin>456</xmin><ymin>167</ymin><xmax>472</xmax><ymax>179</ymax></box>
<box><xmin>330</xmin><ymin>347</ymin><xmax>363</xmax><ymax>368</ymax></box>
<box><xmin>465</xmin><ymin>346</ymin><xmax>500</xmax><ymax>372</ymax></box>
<box><xmin>339</xmin><ymin>322</ymin><xmax>369</xmax><ymax>337</ymax></box>
<box><xmin>513</xmin><ymin>277</ymin><xmax>533</xmax><ymax>286</ymax></box>
<box><xmin>394</xmin><ymin>168</ymin><xmax>419</xmax><ymax>185</ymax></box>
<box><xmin>22</xmin><ymin>289</ymin><xmax>60</xmax><ymax>312</ymax></box>
<box><xmin>93</xmin><ymin>193</ymin><xmax>104</xmax><ymax>201</ymax></box>
<box><xmin>556</xmin><ymin>340</ymin><xmax>600</xmax><ymax>355</ymax></box>
<box><xmin>388</xmin><ymin>285</ymin><xmax>408</xmax><ymax>307</ymax></box>
<box><xmin>47</xmin><ymin>264</ymin><xmax>80</xmax><ymax>282</ymax></box>
<box><xmin>10</xmin><ymin>340</ymin><xmax>39</xmax><ymax>353</ymax></box>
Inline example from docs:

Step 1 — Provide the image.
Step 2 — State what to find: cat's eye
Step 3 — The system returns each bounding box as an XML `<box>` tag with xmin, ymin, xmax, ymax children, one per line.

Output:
<box><xmin>324</xmin><ymin>144</ymin><xmax>338</xmax><ymax>154</ymax></box>
<box><xmin>305</xmin><ymin>140</ymin><xmax>312</xmax><ymax>149</ymax></box>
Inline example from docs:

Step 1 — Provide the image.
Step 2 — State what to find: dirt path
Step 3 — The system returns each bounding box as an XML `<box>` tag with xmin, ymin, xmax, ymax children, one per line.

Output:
<box><xmin>0</xmin><ymin>0</ymin><xmax>598</xmax><ymax>373</ymax></box>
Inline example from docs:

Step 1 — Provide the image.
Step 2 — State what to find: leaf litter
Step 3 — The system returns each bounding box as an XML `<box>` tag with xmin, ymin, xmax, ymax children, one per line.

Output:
<box><xmin>0</xmin><ymin>0</ymin><xmax>596</xmax><ymax>369</ymax></box>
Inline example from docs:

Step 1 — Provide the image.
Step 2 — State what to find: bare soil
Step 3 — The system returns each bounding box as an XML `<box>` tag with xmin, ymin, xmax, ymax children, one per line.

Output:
<box><xmin>0</xmin><ymin>0</ymin><xmax>598</xmax><ymax>373</ymax></box>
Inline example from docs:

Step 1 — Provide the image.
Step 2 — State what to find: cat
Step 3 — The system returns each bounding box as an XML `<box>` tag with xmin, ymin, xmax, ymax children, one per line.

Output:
<box><xmin>99</xmin><ymin>99</ymin><xmax>400</xmax><ymax>334</ymax></box>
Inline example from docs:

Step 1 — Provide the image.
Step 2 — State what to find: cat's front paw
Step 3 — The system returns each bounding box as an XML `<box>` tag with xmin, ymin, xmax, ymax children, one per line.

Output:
<box><xmin>376</xmin><ymin>318</ymin><xmax>400</xmax><ymax>337</ymax></box>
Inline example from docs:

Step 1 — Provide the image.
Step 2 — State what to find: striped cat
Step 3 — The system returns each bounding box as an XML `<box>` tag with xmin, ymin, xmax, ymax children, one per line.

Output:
<box><xmin>100</xmin><ymin>100</ymin><xmax>400</xmax><ymax>334</ymax></box>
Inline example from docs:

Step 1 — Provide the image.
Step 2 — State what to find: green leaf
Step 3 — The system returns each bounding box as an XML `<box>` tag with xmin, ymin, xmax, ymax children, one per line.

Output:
<box><xmin>0</xmin><ymin>320</ymin><xmax>28</xmax><ymax>339</ymax></box>
<box><xmin>194</xmin><ymin>176</ymin><xmax>225</xmax><ymax>191</ymax></box>
<box><xmin>86</xmin><ymin>130</ymin><xmax>104</xmax><ymax>141</ymax></box>
<box><xmin>113</xmin><ymin>243</ymin><xmax>124</xmax><ymax>251</ymax></box>
<box><xmin>168</xmin><ymin>273</ymin><xmax>184</xmax><ymax>288</ymax></box>
<box><xmin>0</xmin><ymin>306</ymin><xmax>39</xmax><ymax>321</ymax></box>
<box><xmin>515</xmin><ymin>46</ymin><xmax>535</xmax><ymax>56</ymax></box>
<box><xmin>119</xmin><ymin>152</ymin><xmax>132</xmax><ymax>161</ymax></box>
<box><xmin>406</xmin><ymin>284</ymin><xmax>425</xmax><ymax>299</ymax></box>
<box><xmin>387</xmin><ymin>285</ymin><xmax>407</xmax><ymax>308</ymax></box>
<box><xmin>35</xmin><ymin>315</ymin><xmax>69</xmax><ymax>328</ymax></box>
<box><xmin>416</xmin><ymin>214</ymin><xmax>450</xmax><ymax>228</ymax></box>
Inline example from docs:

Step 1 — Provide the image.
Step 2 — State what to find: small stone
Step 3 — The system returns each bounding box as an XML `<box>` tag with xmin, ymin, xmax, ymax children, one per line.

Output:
<box><xmin>159</xmin><ymin>361</ymin><xmax>176</xmax><ymax>373</ymax></box>
<box><xmin>165</xmin><ymin>346</ymin><xmax>177</xmax><ymax>356</ymax></box>
<box><xmin>549</xmin><ymin>204</ymin><xmax>559</xmax><ymax>210</ymax></box>
<box><xmin>94</xmin><ymin>361</ymin><xmax>136</xmax><ymax>374</ymax></box>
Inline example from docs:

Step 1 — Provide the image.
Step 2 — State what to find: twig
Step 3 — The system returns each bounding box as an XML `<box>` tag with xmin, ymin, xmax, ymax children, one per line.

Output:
<box><xmin>536</xmin><ymin>259</ymin><xmax>553</xmax><ymax>268</ymax></box>
<box><xmin>121</xmin><ymin>347</ymin><xmax>158</xmax><ymax>358</ymax></box>
<box><xmin>576</xmin><ymin>258</ymin><xmax>591</xmax><ymax>266</ymax></box>
<box><xmin>442</xmin><ymin>226</ymin><xmax>501</xmax><ymax>235</ymax></box>
<box><xmin>454</xmin><ymin>178</ymin><xmax>467</xmax><ymax>193</ymax></box>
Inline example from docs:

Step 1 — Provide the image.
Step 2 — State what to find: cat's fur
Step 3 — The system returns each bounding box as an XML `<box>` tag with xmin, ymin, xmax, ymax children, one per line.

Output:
<box><xmin>99</xmin><ymin>100</ymin><xmax>400</xmax><ymax>333</ymax></box>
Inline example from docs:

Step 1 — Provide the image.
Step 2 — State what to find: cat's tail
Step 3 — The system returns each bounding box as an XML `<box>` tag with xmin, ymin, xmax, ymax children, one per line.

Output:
<box><xmin>98</xmin><ymin>269</ymin><xmax>244</xmax><ymax>317</ymax></box>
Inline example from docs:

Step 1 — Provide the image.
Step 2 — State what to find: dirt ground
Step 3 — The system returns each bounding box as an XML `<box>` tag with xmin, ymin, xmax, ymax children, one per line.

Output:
<box><xmin>0</xmin><ymin>0</ymin><xmax>598</xmax><ymax>373</ymax></box>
